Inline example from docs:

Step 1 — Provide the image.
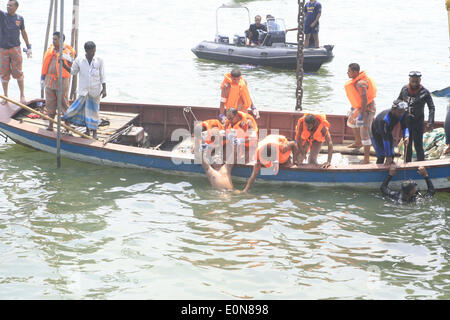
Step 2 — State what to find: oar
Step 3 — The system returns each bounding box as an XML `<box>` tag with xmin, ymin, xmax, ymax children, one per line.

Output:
<box><xmin>0</xmin><ymin>95</ymin><xmax>94</xmax><ymax>140</ymax></box>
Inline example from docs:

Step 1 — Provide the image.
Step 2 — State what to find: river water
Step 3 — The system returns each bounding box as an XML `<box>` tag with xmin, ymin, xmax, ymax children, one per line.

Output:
<box><xmin>0</xmin><ymin>0</ymin><xmax>449</xmax><ymax>299</ymax></box>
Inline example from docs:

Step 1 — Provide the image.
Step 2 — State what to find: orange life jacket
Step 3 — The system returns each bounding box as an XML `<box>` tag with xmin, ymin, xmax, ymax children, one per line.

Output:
<box><xmin>296</xmin><ymin>114</ymin><xmax>330</xmax><ymax>149</ymax></box>
<box><xmin>201</xmin><ymin>119</ymin><xmax>224</xmax><ymax>144</ymax></box>
<box><xmin>226</xmin><ymin>111</ymin><xmax>258</xmax><ymax>135</ymax></box>
<box><xmin>221</xmin><ymin>73</ymin><xmax>253</xmax><ymax>111</ymax></box>
<box><xmin>257</xmin><ymin>134</ymin><xmax>291</xmax><ymax>168</ymax></box>
<box><xmin>42</xmin><ymin>44</ymin><xmax>76</xmax><ymax>81</ymax></box>
<box><xmin>344</xmin><ymin>71</ymin><xmax>377</xmax><ymax>109</ymax></box>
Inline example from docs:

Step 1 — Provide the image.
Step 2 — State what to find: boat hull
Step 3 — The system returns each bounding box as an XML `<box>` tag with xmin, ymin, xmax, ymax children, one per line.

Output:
<box><xmin>1</xmin><ymin>109</ymin><xmax>448</xmax><ymax>191</ymax></box>
<box><xmin>192</xmin><ymin>41</ymin><xmax>334</xmax><ymax>71</ymax></box>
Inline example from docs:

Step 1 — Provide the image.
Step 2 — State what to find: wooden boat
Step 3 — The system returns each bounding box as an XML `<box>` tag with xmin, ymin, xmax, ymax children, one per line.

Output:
<box><xmin>0</xmin><ymin>98</ymin><xmax>449</xmax><ymax>191</ymax></box>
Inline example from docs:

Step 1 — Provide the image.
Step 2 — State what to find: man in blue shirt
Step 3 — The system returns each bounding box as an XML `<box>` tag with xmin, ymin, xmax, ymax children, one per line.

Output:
<box><xmin>304</xmin><ymin>0</ymin><xmax>321</xmax><ymax>48</ymax></box>
<box><xmin>371</xmin><ymin>99</ymin><xmax>409</xmax><ymax>165</ymax></box>
<box><xmin>0</xmin><ymin>0</ymin><xmax>31</xmax><ymax>105</ymax></box>
<box><xmin>286</xmin><ymin>1</ymin><xmax>322</xmax><ymax>48</ymax></box>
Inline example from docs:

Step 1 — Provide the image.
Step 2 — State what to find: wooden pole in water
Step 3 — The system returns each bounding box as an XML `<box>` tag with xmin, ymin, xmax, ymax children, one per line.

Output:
<box><xmin>41</xmin><ymin>0</ymin><xmax>54</xmax><ymax>99</ymax></box>
<box><xmin>56</xmin><ymin>0</ymin><xmax>64</xmax><ymax>168</ymax></box>
<box><xmin>69</xmin><ymin>0</ymin><xmax>79</xmax><ymax>100</ymax></box>
<box><xmin>295</xmin><ymin>0</ymin><xmax>306</xmax><ymax>111</ymax></box>
<box><xmin>447</xmin><ymin>0</ymin><xmax>450</xmax><ymax>39</ymax></box>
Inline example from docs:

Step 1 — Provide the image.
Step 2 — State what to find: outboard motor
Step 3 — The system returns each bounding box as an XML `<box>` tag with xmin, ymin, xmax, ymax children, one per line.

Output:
<box><xmin>215</xmin><ymin>34</ymin><xmax>229</xmax><ymax>44</ymax></box>
<box><xmin>233</xmin><ymin>34</ymin><xmax>246</xmax><ymax>46</ymax></box>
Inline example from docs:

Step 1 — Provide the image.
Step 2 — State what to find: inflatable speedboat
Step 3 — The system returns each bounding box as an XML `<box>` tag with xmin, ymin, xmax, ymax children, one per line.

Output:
<box><xmin>191</xmin><ymin>5</ymin><xmax>334</xmax><ymax>71</ymax></box>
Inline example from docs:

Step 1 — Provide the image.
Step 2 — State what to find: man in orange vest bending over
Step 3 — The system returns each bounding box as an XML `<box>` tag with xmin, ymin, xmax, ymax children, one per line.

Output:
<box><xmin>242</xmin><ymin>134</ymin><xmax>297</xmax><ymax>193</ymax></box>
<box><xmin>41</xmin><ymin>32</ymin><xmax>76</xmax><ymax>131</ymax></box>
<box><xmin>219</xmin><ymin>68</ymin><xmax>260</xmax><ymax>123</ymax></box>
<box><xmin>295</xmin><ymin>113</ymin><xmax>333</xmax><ymax>168</ymax></box>
<box><xmin>345</xmin><ymin>63</ymin><xmax>377</xmax><ymax>164</ymax></box>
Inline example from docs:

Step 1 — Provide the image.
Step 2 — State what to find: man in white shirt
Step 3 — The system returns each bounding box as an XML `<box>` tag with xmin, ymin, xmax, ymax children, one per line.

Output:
<box><xmin>62</xmin><ymin>41</ymin><xmax>106</xmax><ymax>139</ymax></box>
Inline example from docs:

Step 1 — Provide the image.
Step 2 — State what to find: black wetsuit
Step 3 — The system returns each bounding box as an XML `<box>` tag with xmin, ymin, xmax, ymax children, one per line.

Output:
<box><xmin>397</xmin><ymin>85</ymin><xmax>435</xmax><ymax>162</ymax></box>
<box><xmin>380</xmin><ymin>174</ymin><xmax>435</xmax><ymax>203</ymax></box>
<box><xmin>371</xmin><ymin>109</ymin><xmax>409</xmax><ymax>164</ymax></box>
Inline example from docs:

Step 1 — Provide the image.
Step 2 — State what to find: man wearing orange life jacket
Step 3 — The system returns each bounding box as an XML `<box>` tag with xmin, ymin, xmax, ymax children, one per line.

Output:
<box><xmin>225</xmin><ymin>108</ymin><xmax>258</xmax><ymax>146</ymax></box>
<box><xmin>193</xmin><ymin>118</ymin><xmax>225</xmax><ymax>155</ymax></box>
<box><xmin>295</xmin><ymin>113</ymin><xmax>333</xmax><ymax>168</ymax></box>
<box><xmin>41</xmin><ymin>32</ymin><xmax>75</xmax><ymax>131</ymax></box>
<box><xmin>345</xmin><ymin>63</ymin><xmax>377</xmax><ymax>164</ymax></box>
<box><xmin>241</xmin><ymin>134</ymin><xmax>297</xmax><ymax>193</ymax></box>
<box><xmin>219</xmin><ymin>68</ymin><xmax>260</xmax><ymax>123</ymax></box>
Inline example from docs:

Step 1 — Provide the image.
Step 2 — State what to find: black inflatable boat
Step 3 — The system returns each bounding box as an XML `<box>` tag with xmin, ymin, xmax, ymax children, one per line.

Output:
<box><xmin>192</xmin><ymin>40</ymin><xmax>334</xmax><ymax>71</ymax></box>
<box><xmin>191</xmin><ymin>5</ymin><xmax>334</xmax><ymax>71</ymax></box>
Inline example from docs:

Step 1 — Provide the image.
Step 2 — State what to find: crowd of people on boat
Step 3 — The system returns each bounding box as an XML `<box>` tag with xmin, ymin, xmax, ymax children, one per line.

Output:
<box><xmin>196</xmin><ymin>64</ymin><xmax>443</xmax><ymax>201</ymax></box>
<box><xmin>0</xmin><ymin>0</ymin><xmax>447</xmax><ymax>202</ymax></box>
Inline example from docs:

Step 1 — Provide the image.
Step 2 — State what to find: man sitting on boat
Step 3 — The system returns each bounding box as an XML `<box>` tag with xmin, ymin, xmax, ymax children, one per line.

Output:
<box><xmin>371</xmin><ymin>100</ymin><xmax>409</xmax><ymax>165</ymax></box>
<box><xmin>245</xmin><ymin>15</ymin><xmax>267</xmax><ymax>46</ymax></box>
<box><xmin>219</xmin><ymin>68</ymin><xmax>259</xmax><ymax>123</ymax></box>
<box><xmin>381</xmin><ymin>165</ymin><xmax>435</xmax><ymax>203</ymax></box>
<box><xmin>294</xmin><ymin>113</ymin><xmax>333</xmax><ymax>168</ymax></box>
<box><xmin>225</xmin><ymin>108</ymin><xmax>258</xmax><ymax>155</ymax></box>
<box><xmin>242</xmin><ymin>134</ymin><xmax>297</xmax><ymax>193</ymax></box>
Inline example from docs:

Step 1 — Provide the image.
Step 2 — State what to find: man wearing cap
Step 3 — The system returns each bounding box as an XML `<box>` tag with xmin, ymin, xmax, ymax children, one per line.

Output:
<box><xmin>381</xmin><ymin>164</ymin><xmax>435</xmax><ymax>203</ymax></box>
<box><xmin>371</xmin><ymin>99</ymin><xmax>409</xmax><ymax>165</ymax></box>
<box><xmin>397</xmin><ymin>71</ymin><xmax>435</xmax><ymax>162</ymax></box>
<box><xmin>0</xmin><ymin>0</ymin><xmax>31</xmax><ymax>105</ymax></box>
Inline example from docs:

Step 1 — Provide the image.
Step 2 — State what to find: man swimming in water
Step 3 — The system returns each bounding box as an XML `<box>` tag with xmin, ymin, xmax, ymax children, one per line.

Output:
<box><xmin>201</xmin><ymin>150</ymin><xmax>234</xmax><ymax>191</ymax></box>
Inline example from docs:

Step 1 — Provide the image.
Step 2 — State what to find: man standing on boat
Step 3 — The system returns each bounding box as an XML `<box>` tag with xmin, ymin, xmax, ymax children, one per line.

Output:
<box><xmin>41</xmin><ymin>32</ymin><xmax>76</xmax><ymax>131</ymax></box>
<box><xmin>381</xmin><ymin>164</ymin><xmax>435</xmax><ymax>203</ymax></box>
<box><xmin>286</xmin><ymin>0</ymin><xmax>321</xmax><ymax>48</ymax></box>
<box><xmin>219</xmin><ymin>68</ymin><xmax>259</xmax><ymax>123</ymax></box>
<box><xmin>345</xmin><ymin>63</ymin><xmax>377</xmax><ymax>164</ymax></box>
<box><xmin>397</xmin><ymin>71</ymin><xmax>435</xmax><ymax>162</ymax></box>
<box><xmin>0</xmin><ymin>0</ymin><xmax>31</xmax><ymax>105</ymax></box>
<box><xmin>62</xmin><ymin>41</ymin><xmax>106</xmax><ymax>139</ymax></box>
<box><xmin>371</xmin><ymin>100</ymin><xmax>409</xmax><ymax>165</ymax></box>
<box><xmin>294</xmin><ymin>113</ymin><xmax>333</xmax><ymax>168</ymax></box>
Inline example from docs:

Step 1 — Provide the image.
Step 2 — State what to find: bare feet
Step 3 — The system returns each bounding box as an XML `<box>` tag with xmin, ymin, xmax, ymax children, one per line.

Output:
<box><xmin>360</xmin><ymin>159</ymin><xmax>370</xmax><ymax>164</ymax></box>
<box><xmin>20</xmin><ymin>96</ymin><xmax>27</xmax><ymax>105</ymax></box>
<box><xmin>1</xmin><ymin>98</ymin><xmax>7</xmax><ymax>105</ymax></box>
<box><xmin>444</xmin><ymin>145</ymin><xmax>450</xmax><ymax>155</ymax></box>
<box><xmin>347</xmin><ymin>143</ymin><xmax>362</xmax><ymax>149</ymax></box>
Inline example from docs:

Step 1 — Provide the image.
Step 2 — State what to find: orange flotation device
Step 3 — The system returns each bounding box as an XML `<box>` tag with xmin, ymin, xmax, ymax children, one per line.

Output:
<box><xmin>344</xmin><ymin>71</ymin><xmax>377</xmax><ymax>109</ymax></box>
<box><xmin>201</xmin><ymin>119</ymin><xmax>224</xmax><ymax>144</ymax></box>
<box><xmin>257</xmin><ymin>134</ymin><xmax>291</xmax><ymax>168</ymax></box>
<box><xmin>42</xmin><ymin>44</ymin><xmax>76</xmax><ymax>81</ymax></box>
<box><xmin>225</xmin><ymin>111</ymin><xmax>258</xmax><ymax>147</ymax></box>
<box><xmin>221</xmin><ymin>73</ymin><xmax>253</xmax><ymax>112</ymax></box>
<box><xmin>296</xmin><ymin>113</ymin><xmax>330</xmax><ymax>150</ymax></box>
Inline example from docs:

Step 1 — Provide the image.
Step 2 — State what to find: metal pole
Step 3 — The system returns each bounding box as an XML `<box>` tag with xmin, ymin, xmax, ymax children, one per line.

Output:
<box><xmin>447</xmin><ymin>0</ymin><xmax>450</xmax><ymax>39</ymax></box>
<box><xmin>53</xmin><ymin>0</ymin><xmax>58</xmax><ymax>32</ymax></box>
<box><xmin>42</xmin><ymin>0</ymin><xmax>54</xmax><ymax>99</ymax></box>
<box><xmin>69</xmin><ymin>0</ymin><xmax>79</xmax><ymax>100</ymax></box>
<box><xmin>56</xmin><ymin>0</ymin><xmax>64</xmax><ymax>168</ymax></box>
<box><xmin>295</xmin><ymin>0</ymin><xmax>306</xmax><ymax>111</ymax></box>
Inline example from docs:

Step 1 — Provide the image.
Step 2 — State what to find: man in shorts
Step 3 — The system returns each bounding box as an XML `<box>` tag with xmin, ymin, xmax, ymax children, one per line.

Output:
<box><xmin>0</xmin><ymin>0</ymin><xmax>31</xmax><ymax>105</ymax></box>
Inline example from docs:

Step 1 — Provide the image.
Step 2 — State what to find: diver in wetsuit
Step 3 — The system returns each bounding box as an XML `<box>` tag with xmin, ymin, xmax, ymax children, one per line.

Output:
<box><xmin>380</xmin><ymin>164</ymin><xmax>435</xmax><ymax>203</ymax></box>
